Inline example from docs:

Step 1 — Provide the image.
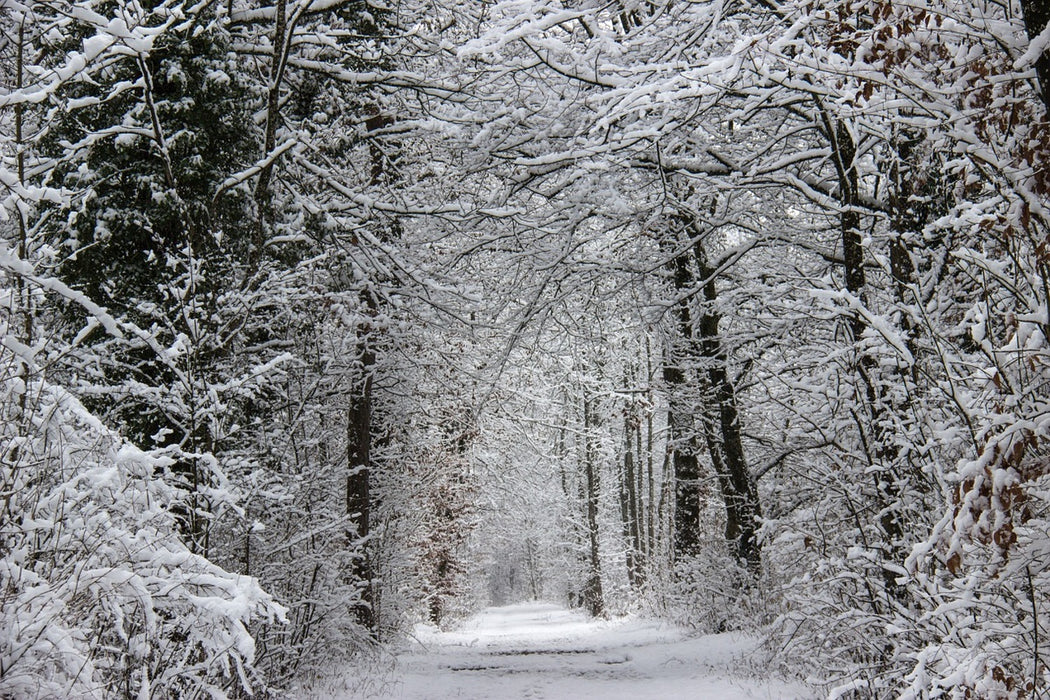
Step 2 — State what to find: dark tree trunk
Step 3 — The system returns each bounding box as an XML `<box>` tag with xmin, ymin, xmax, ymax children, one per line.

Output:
<box><xmin>429</xmin><ymin>557</ymin><xmax>448</xmax><ymax>625</ymax></box>
<box><xmin>664</xmin><ymin>220</ymin><xmax>762</xmax><ymax>574</ymax></box>
<box><xmin>581</xmin><ymin>388</ymin><xmax>605</xmax><ymax>617</ymax></box>
<box><xmin>827</xmin><ymin>115</ymin><xmax>907</xmax><ymax>603</ymax></box>
<box><xmin>1022</xmin><ymin>0</ymin><xmax>1050</xmax><ymax>110</ymax></box>
<box><xmin>693</xmin><ymin>244</ymin><xmax>763</xmax><ymax>575</ymax></box>
<box><xmin>665</xmin><ymin>250</ymin><xmax>704</xmax><ymax>560</ymax></box>
<box><xmin>665</xmin><ymin>373</ymin><xmax>703</xmax><ymax>559</ymax></box>
<box><xmin>525</xmin><ymin>538</ymin><xmax>540</xmax><ymax>599</ymax></box>
<box><xmin>629</xmin><ymin>416</ymin><xmax>645</xmax><ymax>581</ymax></box>
<box><xmin>645</xmin><ymin>338</ymin><xmax>657</xmax><ymax>561</ymax></box>
<box><xmin>620</xmin><ymin>407</ymin><xmax>644</xmax><ymax>587</ymax></box>
<box><xmin>619</xmin><ymin>432</ymin><xmax>636</xmax><ymax>587</ymax></box>
<box><xmin>344</xmin><ymin>108</ymin><xmax>399</xmax><ymax>636</ymax></box>
<box><xmin>250</xmin><ymin>0</ymin><xmax>287</xmax><ymax>273</ymax></box>
<box><xmin>636</xmin><ymin>402</ymin><xmax>650</xmax><ymax>565</ymax></box>
<box><xmin>697</xmin><ymin>405</ymin><xmax>729</xmax><ymax>527</ymax></box>
<box><xmin>347</xmin><ymin>340</ymin><xmax>376</xmax><ymax>634</ymax></box>
<box><xmin>14</xmin><ymin>18</ymin><xmax>31</xmax><ymax>426</ymax></box>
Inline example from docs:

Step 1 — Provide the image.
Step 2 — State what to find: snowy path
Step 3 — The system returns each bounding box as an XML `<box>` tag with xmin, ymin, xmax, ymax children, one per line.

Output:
<box><xmin>348</xmin><ymin>602</ymin><xmax>810</xmax><ymax>699</ymax></box>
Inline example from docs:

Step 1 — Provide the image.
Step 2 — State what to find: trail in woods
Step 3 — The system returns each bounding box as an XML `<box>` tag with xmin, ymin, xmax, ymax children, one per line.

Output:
<box><xmin>343</xmin><ymin>602</ymin><xmax>809</xmax><ymax>699</ymax></box>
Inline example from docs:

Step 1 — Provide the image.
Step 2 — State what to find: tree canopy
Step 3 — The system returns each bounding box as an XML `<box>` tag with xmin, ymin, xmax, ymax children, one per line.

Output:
<box><xmin>2</xmin><ymin>0</ymin><xmax>1049</xmax><ymax>696</ymax></box>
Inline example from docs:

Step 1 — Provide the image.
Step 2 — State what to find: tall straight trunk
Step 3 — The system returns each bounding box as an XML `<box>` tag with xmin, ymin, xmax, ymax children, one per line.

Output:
<box><xmin>345</xmin><ymin>108</ymin><xmax>397</xmax><ymax>635</ymax></box>
<box><xmin>657</xmin><ymin>447</ymin><xmax>673</xmax><ymax>571</ymax></box>
<box><xmin>14</xmin><ymin>18</ymin><xmax>31</xmax><ymax>430</ymax></box>
<box><xmin>693</xmin><ymin>243</ymin><xmax>763</xmax><ymax>574</ymax></box>
<box><xmin>620</xmin><ymin>409</ymin><xmax>644</xmax><ymax>587</ymax></box>
<box><xmin>828</xmin><ymin>115</ymin><xmax>907</xmax><ymax>603</ymax></box>
<box><xmin>631</xmin><ymin>410</ymin><xmax>646</xmax><ymax>578</ymax></box>
<box><xmin>618</xmin><ymin>425</ymin><xmax>635</xmax><ymax>586</ymax></box>
<box><xmin>666</xmin><ymin>385</ymin><xmax>703</xmax><ymax>559</ymax></box>
<box><xmin>888</xmin><ymin>130</ymin><xmax>928</xmax><ymax>429</ymax></box>
<box><xmin>525</xmin><ymin>538</ymin><xmax>540</xmax><ymax>599</ymax></box>
<box><xmin>347</xmin><ymin>338</ymin><xmax>376</xmax><ymax>633</ymax></box>
<box><xmin>581</xmin><ymin>388</ymin><xmax>605</xmax><ymax>617</ymax></box>
<box><xmin>665</xmin><ymin>223</ymin><xmax>762</xmax><ymax>574</ymax></box>
<box><xmin>666</xmin><ymin>250</ymin><xmax>703</xmax><ymax>559</ymax></box>
<box><xmin>15</xmin><ymin>19</ymin><xmax>29</xmax><ymax>352</ymax></box>
<box><xmin>645</xmin><ymin>337</ymin><xmax>657</xmax><ymax>562</ymax></box>
<box><xmin>250</xmin><ymin>0</ymin><xmax>287</xmax><ymax>274</ymax></box>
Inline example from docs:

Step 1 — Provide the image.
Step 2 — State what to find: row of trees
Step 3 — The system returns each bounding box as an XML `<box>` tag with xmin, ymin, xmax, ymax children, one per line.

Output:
<box><xmin>0</xmin><ymin>0</ymin><xmax>486</xmax><ymax>693</ymax></box>
<box><xmin>446</xmin><ymin>0</ymin><xmax>1050</xmax><ymax>695</ymax></box>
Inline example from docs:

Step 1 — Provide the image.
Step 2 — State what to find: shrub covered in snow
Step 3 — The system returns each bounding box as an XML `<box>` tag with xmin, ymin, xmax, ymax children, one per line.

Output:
<box><xmin>0</xmin><ymin>372</ymin><xmax>286</xmax><ymax>699</ymax></box>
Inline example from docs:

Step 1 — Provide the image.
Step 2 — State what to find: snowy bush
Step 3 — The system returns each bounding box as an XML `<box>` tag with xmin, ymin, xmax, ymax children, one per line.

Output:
<box><xmin>665</xmin><ymin>548</ymin><xmax>760</xmax><ymax>634</ymax></box>
<box><xmin>0</xmin><ymin>371</ymin><xmax>286</xmax><ymax>699</ymax></box>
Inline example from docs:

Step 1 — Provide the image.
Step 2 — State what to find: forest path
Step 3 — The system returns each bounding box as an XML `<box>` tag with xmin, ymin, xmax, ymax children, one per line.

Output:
<box><xmin>350</xmin><ymin>602</ymin><xmax>809</xmax><ymax>699</ymax></box>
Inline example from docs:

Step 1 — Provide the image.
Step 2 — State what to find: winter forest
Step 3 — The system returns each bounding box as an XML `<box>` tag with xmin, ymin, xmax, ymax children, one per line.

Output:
<box><xmin>2</xmin><ymin>0</ymin><xmax>1050</xmax><ymax>696</ymax></box>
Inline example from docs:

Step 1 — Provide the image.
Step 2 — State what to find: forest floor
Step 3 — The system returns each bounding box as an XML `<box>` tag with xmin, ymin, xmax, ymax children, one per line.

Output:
<box><xmin>338</xmin><ymin>602</ymin><xmax>811</xmax><ymax>699</ymax></box>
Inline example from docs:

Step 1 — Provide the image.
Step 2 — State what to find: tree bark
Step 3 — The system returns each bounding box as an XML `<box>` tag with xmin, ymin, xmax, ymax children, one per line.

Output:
<box><xmin>620</xmin><ymin>406</ymin><xmax>644</xmax><ymax>587</ymax></box>
<box><xmin>344</xmin><ymin>104</ymin><xmax>398</xmax><ymax>635</ymax></box>
<box><xmin>581</xmin><ymin>387</ymin><xmax>605</xmax><ymax>617</ymax></box>
<box><xmin>693</xmin><ymin>242</ymin><xmax>763</xmax><ymax>574</ymax></box>
<box><xmin>828</xmin><ymin>115</ymin><xmax>907</xmax><ymax>603</ymax></box>
<box><xmin>14</xmin><ymin>18</ymin><xmax>31</xmax><ymax>426</ymax></box>
<box><xmin>645</xmin><ymin>337</ymin><xmax>657</xmax><ymax>562</ymax></box>
<box><xmin>664</xmin><ymin>219</ymin><xmax>762</xmax><ymax>574</ymax></box>
<box><xmin>665</xmin><ymin>249</ymin><xmax>704</xmax><ymax>560</ymax></box>
<box><xmin>631</xmin><ymin>408</ymin><xmax>646</xmax><ymax>580</ymax></box>
<box><xmin>250</xmin><ymin>0</ymin><xmax>287</xmax><ymax>273</ymax></box>
<box><xmin>346</xmin><ymin>338</ymin><xmax>376</xmax><ymax>634</ymax></box>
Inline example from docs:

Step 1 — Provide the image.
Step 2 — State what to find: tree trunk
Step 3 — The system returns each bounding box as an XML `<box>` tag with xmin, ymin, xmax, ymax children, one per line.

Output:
<box><xmin>693</xmin><ymin>242</ymin><xmax>762</xmax><ymax>574</ymax></box>
<box><xmin>619</xmin><ymin>428</ymin><xmax>635</xmax><ymax>587</ymax></box>
<box><xmin>581</xmin><ymin>387</ymin><xmax>605</xmax><ymax>617</ymax></box>
<box><xmin>828</xmin><ymin>116</ymin><xmax>907</xmax><ymax>603</ymax></box>
<box><xmin>665</xmin><ymin>220</ymin><xmax>762</xmax><ymax>574</ymax></box>
<box><xmin>12</xmin><ymin>18</ymin><xmax>31</xmax><ymax>434</ymax></box>
<box><xmin>665</xmin><ymin>249</ymin><xmax>704</xmax><ymax>560</ymax></box>
<box><xmin>630</xmin><ymin>408</ymin><xmax>646</xmax><ymax>581</ymax></box>
<box><xmin>344</xmin><ymin>105</ymin><xmax>398</xmax><ymax>635</ymax></box>
<box><xmin>347</xmin><ymin>339</ymin><xmax>376</xmax><ymax>634</ymax></box>
<box><xmin>525</xmin><ymin>538</ymin><xmax>540</xmax><ymax>599</ymax></box>
<box><xmin>620</xmin><ymin>407</ymin><xmax>644</xmax><ymax>587</ymax></box>
<box><xmin>250</xmin><ymin>0</ymin><xmax>287</xmax><ymax>274</ymax></box>
<box><xmin>645</xmin><ymin>337</ymin><xmax>657</xmax><ymax>563</ymax></box>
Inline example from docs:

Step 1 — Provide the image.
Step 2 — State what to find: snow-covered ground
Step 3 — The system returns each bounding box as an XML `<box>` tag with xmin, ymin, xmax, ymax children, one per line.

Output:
<box><xmin>341</xmin><ymin>602</ymin><xmax>811</xmax><ymax>699</ymax></box>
